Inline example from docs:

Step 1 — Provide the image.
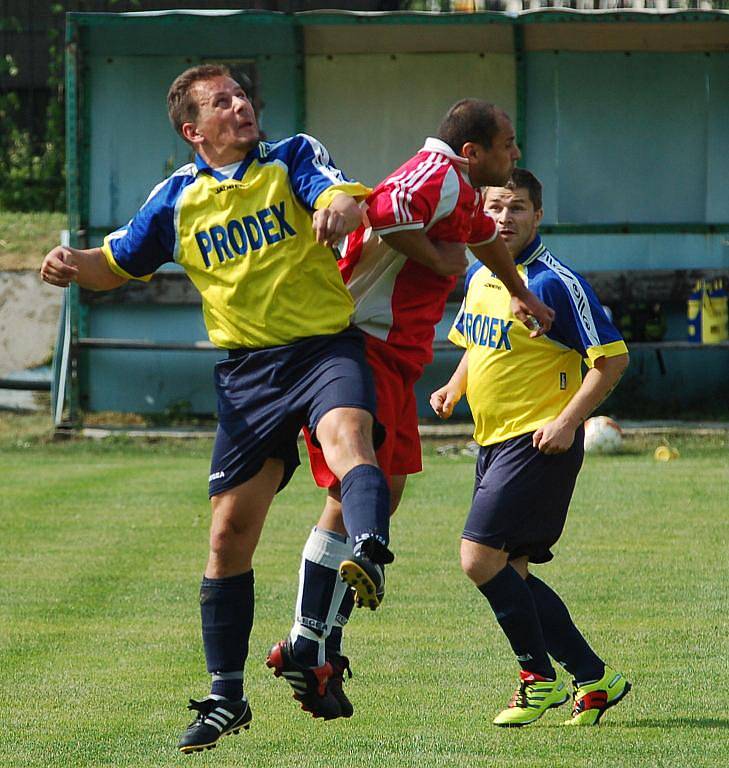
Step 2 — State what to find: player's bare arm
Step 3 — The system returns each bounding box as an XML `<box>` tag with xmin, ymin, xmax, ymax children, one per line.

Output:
<box><xmin>470</xmin><ymin>237</ymin><xmax>555</xmax><ymax>337</ymax></box>
<box><xmin>40</xmin><ymin>246</ymin><xmax>127</xmax><ymax>291</ymax></box>
<box><xmin>532</xmin><ymin>352</ymin><xmax>629</xmax><ymax>454</ymax></box>
<box><xmin>381</xmin><ymin>229</ymin><xmax>468</xmax><ymax>276</ymax></box>
<box><xmin>430</xmin><ymin>351</ymin><xmax>468</xmax><ymax>419</ymax></box>
<box><xmin>312</xmin><ymin>193</ymin><xmax>363</xmax><ymax>247</ymax></box>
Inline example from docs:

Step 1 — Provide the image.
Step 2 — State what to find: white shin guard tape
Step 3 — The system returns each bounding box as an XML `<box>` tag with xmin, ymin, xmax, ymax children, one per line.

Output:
<box><xmin>292</xmin><ymin>527</ymin><xmax>353</xmax><ymax>649</ymax></box>
<box><xmin>301</xmin><ymin>526</ymin><xmax>353</xmax><ymax>570</ymax></box>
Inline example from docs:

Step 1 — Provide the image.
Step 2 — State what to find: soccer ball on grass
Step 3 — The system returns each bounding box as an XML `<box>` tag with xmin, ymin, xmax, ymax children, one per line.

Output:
<box><xmin>583</xmin><ymin>416</ymin><xmax>623</xmax><ymax>454</ymax></box>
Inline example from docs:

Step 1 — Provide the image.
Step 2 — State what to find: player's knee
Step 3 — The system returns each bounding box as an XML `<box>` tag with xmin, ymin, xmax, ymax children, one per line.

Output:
<box><xmin>336</xmin><ymin>420</ymin><xmax>374</xmax><ymax>460</ymax></box>
<box><xmin>209</xmin><ymin>520</ymin><xmax>241</xmax><ymax>559</ymax></box>
<box><xmin>318</xmin><ymin>408</ymin><xmax>377</xmax><ymax>469</ymax></box>
<box><xmin>208</xmin><ymin>506</ymin><xmax>255</xmax><ymax>558</ymax></box>
<box><xmin>207</xmin><ymin>519</ymin><xmax>256</xmax><ymax>575</ymax></box>
<box><xmin>460</xmin><ymin>539</ymin><xmax>507</xmax><ymax>585</ymax></box>
<box><xmin>459</xmin><ymin>549</ymin><xmax>481</xmax><ymax>583</ymax></box>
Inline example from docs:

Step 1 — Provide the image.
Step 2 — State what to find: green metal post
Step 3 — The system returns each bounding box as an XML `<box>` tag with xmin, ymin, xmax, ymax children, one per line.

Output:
<box><xmin>64</xmin><ymin>15</ymin><xmax>81</xmax><ymax>428</ymax></box>
<box><xmin>514</xmin><ymin>21</ymin><xmax>527</xmax><ymax>163</ymax></box>
<box><xmin>293</xmin><ymin>19</ymin><xmax>306</xmax><ymax>133</ymax></box>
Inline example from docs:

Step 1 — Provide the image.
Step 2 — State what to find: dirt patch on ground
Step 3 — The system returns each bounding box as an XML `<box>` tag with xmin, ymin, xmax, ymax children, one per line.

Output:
<box><xmin>0</xmin><ymin>213</ymin><xmax>66</xmax><ymax>376</ymax></box>
<box><xmin>1</xmin><ymin>255</ymin><xmax>41</xmax><ymax>270</ymax></box>
<box><xmin>0</xmin><ymin>212</ymin><xmax>66</xmax><ymax>271</ymax></box>
<box><xmin>0</xmin><ymin>271</ymin><xmax>62</xmax><ymax>377</ymax></box>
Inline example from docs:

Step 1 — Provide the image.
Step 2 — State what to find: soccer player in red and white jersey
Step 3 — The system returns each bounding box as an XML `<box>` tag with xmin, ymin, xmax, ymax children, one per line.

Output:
<box><xmin>272</xmin><ymin>100</ymin><xmax>555</xmax><ymax>718</ymax></box>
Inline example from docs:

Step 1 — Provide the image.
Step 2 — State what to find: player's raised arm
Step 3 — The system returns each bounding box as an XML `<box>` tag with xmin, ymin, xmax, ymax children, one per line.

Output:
<box><xmin>430</xmin><ymin>350</ymin><xmax>468</xmax><ymax>420</ymax></box>
<box><xmin>286</xmin><ymin>133</ymin><xmax>370</xmax><ymax>248</ymax></box>
<box><xmin>470</xmin><ymin>236</ymin><xmax>554</xmax><ymax>337</ymax></box>
<box><xmin>40</xmin><ymin>246</ymin><xmax>127</xmax><ymax>291</ymax></box>
<box><xmin>312</xmin><ymin>193</ymin><xmax>364</xmax><ymax>247</ymax></box>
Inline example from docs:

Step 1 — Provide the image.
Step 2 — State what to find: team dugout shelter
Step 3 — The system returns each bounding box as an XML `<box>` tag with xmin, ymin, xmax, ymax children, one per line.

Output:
<box><xmin>52</xmin><ymin>8</ymin><xmax>729</xmax><ymax>429</ymax></box>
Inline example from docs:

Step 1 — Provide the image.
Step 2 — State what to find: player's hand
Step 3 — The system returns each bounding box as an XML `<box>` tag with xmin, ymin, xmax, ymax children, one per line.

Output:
<box><xmin>532</xmin><ymin>419</ymin><xmax>575</xmax><ymax>454</ymax></box>
<box><xmin>430</xmin><ymin>241</ymin><xmax>468</xmax><ymax>277</ymax></box>
<box><xmin>40</xmin><ymin>246</ymin><xmax>79</xmax><ymax>288</ymax></box>
<box><xmin>430</xmin><ymin>385</ymin><xmax>461</xmax><ymax>420</ymax></box>
<box><xmin>312</xmin><ymin>208</ymin><xmax>348</xmax><ymax>247</ymax></box>
<box><xmin>510</xmin><ymin>290</ymin><xmax>555</xmax><ymax>338</ymax></box>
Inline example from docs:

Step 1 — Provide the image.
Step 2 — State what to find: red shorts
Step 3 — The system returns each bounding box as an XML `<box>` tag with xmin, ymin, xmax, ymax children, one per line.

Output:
<box><xmin>305</xmin><ymin>334</ymin><xmax>423</xmax><ymax>488</ymax></box>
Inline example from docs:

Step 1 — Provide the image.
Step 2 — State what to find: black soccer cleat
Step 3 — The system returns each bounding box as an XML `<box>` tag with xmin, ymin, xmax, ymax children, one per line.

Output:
<box><xmin>339</xmin><ymin>555</ymin><xmax>385</xmax><ymax>610</ymax></box>
<box><xmin>358</xmin><ymin>535</ymin><xmax>395</xmax><ymax>565</ymax></box>
<box><xmin>177</xmin><ymin>696</ymin><xmax>251</xmax><ymax>754</ymax></box>
<box><xmin>327</xmin><ymin>653</ymin><xmax>354</xmax><ymax>718</ymax></box>
<box><xmin>266</xmin><ymin>639</ymin><xmax>342</xmax><ymax>720</ymax></box>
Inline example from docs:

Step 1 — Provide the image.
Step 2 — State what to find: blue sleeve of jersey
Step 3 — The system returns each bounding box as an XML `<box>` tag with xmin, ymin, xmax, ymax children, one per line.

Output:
<box><xmin>453</xmin><ymin>299</ymin><xmax>466</xmax><ymax>337</ymax></box>
<box><xmin>105</xmin><ymin>175</ymin><xmax>188</xmax><ymax>278</ymax></box>
<box><xmin>282</xmin><ymin>134</ymin><xmax>355</xmax><ymax>210</ymax></box>
<box><xmin>541</xmin><ymin>270</ymin><xmax>623</xmax><ymax>357</ymax></box>
<box><xmin>453</xmin><ymin>262</ymin><xmax>483</xmax><ymax>335</ymax></box>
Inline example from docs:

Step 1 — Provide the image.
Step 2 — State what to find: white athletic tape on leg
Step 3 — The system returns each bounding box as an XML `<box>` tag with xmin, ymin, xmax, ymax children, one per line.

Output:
<box><xmin>326</xmin><ymin>575</ymin><xmax>352</xmax><ymax>639</ymax></box>
<box><xmin>302</xmin><ymin>526</ymin><xmax>352</xmax><ymax>570</ymax></box>
<box><xmin>289</xmin><ymin>623</ymin><xmax>322</xmax><ymax>645</ymax></box>
<box><xmin>291</xmin><ymin>527</ymin><xmax>353</xmax><ymax>661</ymax></box>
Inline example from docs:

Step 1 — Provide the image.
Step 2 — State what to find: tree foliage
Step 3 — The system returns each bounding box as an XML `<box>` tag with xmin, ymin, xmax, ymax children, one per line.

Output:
<box><xmin>0</xmin><ymin>10</ymin><xmax>65</xmax><ymax>213</ymax></box>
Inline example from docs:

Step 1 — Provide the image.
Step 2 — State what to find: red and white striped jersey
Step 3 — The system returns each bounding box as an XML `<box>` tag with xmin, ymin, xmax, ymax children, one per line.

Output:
<box><xmin>339</xmin><ymin>138</ymin><xmax>497</xmax><ymax>371</ymax></box>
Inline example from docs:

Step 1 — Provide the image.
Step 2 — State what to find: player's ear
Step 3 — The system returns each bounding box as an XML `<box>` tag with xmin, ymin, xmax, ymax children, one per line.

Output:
<box><xmin>181</xmin><ymin>121</ymin><xmax>203</xmax><ymax>145</ymax></box>
<box><xmin>534</xmin><ymin>207</ymin><xmax>544</xmax><ymax>228</ymax></box>
<box><xmin>460</xmin><ymin>141</ymin><xmax>482</xmax><ymax>161</ymax></box>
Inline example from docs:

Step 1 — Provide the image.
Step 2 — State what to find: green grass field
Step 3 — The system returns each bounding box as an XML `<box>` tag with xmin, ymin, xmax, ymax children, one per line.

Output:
<box><xmin>1</xmin><ymin>414</ymin><xmax>727</xmax><ymax>767</ymax></box>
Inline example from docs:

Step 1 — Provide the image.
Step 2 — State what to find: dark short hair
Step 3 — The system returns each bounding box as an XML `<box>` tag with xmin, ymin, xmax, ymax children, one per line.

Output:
<box><xmin>437</xmin><ymin>99</ymin><xmax>507</xmax><ymax>153</ymax></box>
<box><xmin>506</xmin><ymin>168</ymin><xmax>543</xmax><ymax>211</ymax></box>
<box><xmin>167</xmin><ymin>64</ymin><xmax>231</xmax><ymax>139</ymax></box>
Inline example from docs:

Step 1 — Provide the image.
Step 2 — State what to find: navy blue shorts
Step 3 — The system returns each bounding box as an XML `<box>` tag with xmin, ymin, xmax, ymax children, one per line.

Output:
<box><xmin>209</xmin><ymin>326</ymin><xmax>381</xmax><ymax>498</ymax></box>
<box><xmin>463</xmin><ymin>427</ymin><xmax>584</xmax><ymax>564</ymax></box>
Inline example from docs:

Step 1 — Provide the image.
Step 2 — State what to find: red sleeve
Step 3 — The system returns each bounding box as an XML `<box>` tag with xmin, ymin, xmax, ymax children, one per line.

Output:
<box><xmin>365</xmin><ymin>155</ymin><xmax>449</xmax><ymax>235</ymax></box>
<box><xmin>468</xmin><ymin>206</ymin><xmax>498</xmax><ymax>246</ymax></box>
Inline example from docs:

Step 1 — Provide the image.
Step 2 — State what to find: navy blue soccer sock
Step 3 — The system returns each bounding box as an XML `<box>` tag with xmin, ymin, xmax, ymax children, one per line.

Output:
<box><xmin>478</xmin><ymin>565</ymin><xmax>555</xmax><ymax>680</ymax></box>
<box><xmin>526</xmin><ymin>574</ymin><xmax>604</xmax><ymax>684</ymax></box>
<box><xmin>200</xmin><ymin>570</ymin><xmax>254</xmax><ymax>702</ymax></box>
<box><xmin>340</xmin><ymin>465</ymin><xmax>392</xmax><ymax>561</ymax></box>
<box><xmin>210</xmin><ymin>672</ymin><xmax>244</xmax><ymax>702</ymax></box>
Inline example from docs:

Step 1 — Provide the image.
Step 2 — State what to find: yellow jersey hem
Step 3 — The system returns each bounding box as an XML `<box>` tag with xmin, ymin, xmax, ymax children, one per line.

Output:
<box><xmin>585</xmin><ymin>339</ymin><xmax>629</xmax><ymax>366</ymax></box>
<box><xmin>101</xmin><ymin>241</ymin><xmax>153</xmax><ymax>282</ymax></box>
<box><xmin>474</xmin><ymin>418</ymin><xmax>554</xmax><ymax>448</ymax></box>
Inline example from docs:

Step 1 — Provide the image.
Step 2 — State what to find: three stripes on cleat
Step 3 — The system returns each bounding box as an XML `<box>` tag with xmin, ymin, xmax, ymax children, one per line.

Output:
<box><xmin>178</xmin><ymin>697</ymin><xmax>252</xmax><ymax>754</ymax></box>
<box><xmin>273</xmin><ymin>666</ymin><xmax>309</xmax><ymax>696</ymax></box>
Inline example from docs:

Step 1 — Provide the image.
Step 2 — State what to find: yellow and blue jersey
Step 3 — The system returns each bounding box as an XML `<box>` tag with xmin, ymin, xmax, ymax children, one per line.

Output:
<box><xmin>449</xmin><ymin>235</ymin><xmax>628</xmax><ymax>446</ymax></box>
<box><xmin>102</xmin><ymin>134</ymin><xmax>371</xmax><ymax>349</ymax></box>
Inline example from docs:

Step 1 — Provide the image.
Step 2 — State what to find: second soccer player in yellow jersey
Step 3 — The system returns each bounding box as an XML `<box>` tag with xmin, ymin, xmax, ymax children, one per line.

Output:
<box><xmin>432</xmin><ymin>168</ymin><xmax>632</xmax><ymax>728</ymax></box>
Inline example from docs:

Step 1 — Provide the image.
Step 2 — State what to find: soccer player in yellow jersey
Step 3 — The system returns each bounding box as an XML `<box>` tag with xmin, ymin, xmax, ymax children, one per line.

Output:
<box><xmin>431</xmin><ymin>169</ymin><xmax>632</xmax><ymax>727</ymax></box>
<box><xmin>41</xmin><ymin>64</ymin><xmax>395</xmax><ymax>751</ymax></box>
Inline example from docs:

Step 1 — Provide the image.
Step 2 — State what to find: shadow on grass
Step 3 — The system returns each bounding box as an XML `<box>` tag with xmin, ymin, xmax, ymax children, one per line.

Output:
<box><xmin>625</xmin><ymin>717</ymin><xmax>729</xmax><ymax>729</ymax></box>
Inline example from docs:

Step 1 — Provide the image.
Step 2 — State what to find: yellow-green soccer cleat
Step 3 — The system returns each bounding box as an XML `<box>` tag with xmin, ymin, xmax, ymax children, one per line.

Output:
<box><xmin>493</xmin><ymin>670</ymin><xmax>569</xmax><ymax>727</ymax></box>
<box><xmin>563</xmin><ymin>665</ymin><xmax>631</xmax><ymax>726</ymax></box>
<box><xmin>339</xmin><ymin>556</ymin><xmax>385</xmax><ymax>610</ymax></box>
